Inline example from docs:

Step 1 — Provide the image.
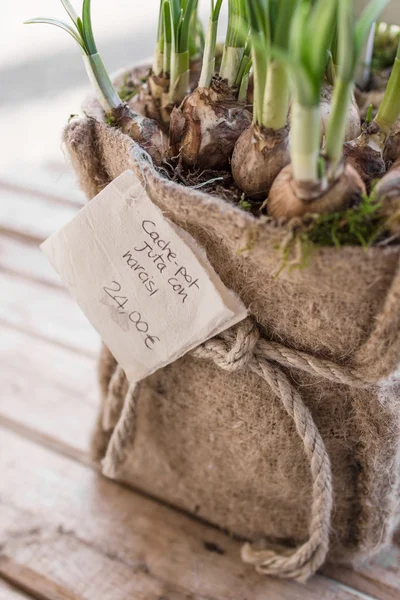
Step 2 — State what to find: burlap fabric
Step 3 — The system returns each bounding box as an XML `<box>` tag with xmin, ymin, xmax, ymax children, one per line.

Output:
<box><xmin>64</xmin><ymin>82</ymin><xmax>400</xmax><ymax>579</ymax></box>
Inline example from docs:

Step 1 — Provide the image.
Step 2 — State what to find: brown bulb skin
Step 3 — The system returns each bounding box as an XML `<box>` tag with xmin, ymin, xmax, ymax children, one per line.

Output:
<box><xmin>231</xmin><ymin>124</ymin><xmax>290</xmax><ymax>200</ymax></box>
<box><xmin>128</xmin><ymin>74</ymin><xmax>171</xmax><ymax>128</ymax></box>
<box><xmin>383</xmin><ymin>119</ymin><xmax>400</xmax><ymax>165</ymax></box>
<box><xmin>343</xmin><ymin>122</ymin><xmax>386</xmax><ymax>186</ymax></box>
<box><xmin>375</xmin><ymin>158</ymin><xmax>400</xmax><ymax>234</ymax></box>
<box><xmin>112</xmin><ymin>103</ymin><xmax>169</xmax><ymax>165</ymax></box>
<box><xmin>169</xmin><ymin>77</ymin><xmax>251</xmax><ymax>170</ymax></box>
<box><xmin>267</xmin><ymin>163</ymin><xmax>366</xmax><ymax>220</ymax></box>
<box><xmin>126</xmin><ymin>59</ymin><xmax>203</xmax><ymax>127</ymax></box>
<box><xmin>344</xmin><ymin>141</ymin><xmax>386</xmax><ymax>185</ymax></box>
<box><xmin>376</xmin><ymin>157</ymin><xmax>400</xmax><ymax>204</ymax></box>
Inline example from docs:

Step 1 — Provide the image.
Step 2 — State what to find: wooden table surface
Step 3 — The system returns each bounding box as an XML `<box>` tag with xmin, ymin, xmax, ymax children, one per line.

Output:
<box><xmin>0</xmin><ymin>161</ymin><xmax>399</xmax><ymax>600</ymax></box>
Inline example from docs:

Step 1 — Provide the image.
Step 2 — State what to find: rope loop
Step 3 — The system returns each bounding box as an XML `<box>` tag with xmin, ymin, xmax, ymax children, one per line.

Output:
<box><xmin>101</xmin><ymin>316</ymin><xmax>374</xmax><ymax>581</ymax></box>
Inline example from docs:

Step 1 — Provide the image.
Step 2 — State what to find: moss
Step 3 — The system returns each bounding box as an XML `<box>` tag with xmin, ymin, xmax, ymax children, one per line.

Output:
<box><xmin>104</xmin><ymin>112</ymin><xmax>117</xmax><ymax>127</ymax></box>
<box><xmin>117</xmin><ymin>74</ymin><xmax>139</xmax><ymax>102</ymax></box>
<box><xmin>305</xmin><ymin>194</ymin><xmax>383</xmax><ymax>248</ymax></box>
<box><xmin>238</xmin><ymin>196</ymin><xmax>252</xmax><ymax>211</ymax></box>
<box><xmin>277</xmin><ymin>194</ymin><xmax>388</xmax><ymax>275</ymax></box>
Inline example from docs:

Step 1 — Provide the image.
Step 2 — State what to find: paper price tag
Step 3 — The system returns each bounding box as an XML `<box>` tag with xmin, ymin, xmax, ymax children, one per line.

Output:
<box><xmin>42</xmin><ymin>170</ymin><xmax>247</xmax><ymax>383</ymax></box>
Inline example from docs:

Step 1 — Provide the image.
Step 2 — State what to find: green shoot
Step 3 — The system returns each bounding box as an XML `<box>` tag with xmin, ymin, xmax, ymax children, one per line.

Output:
<box><xmin>245</xmin><ymin>0</ymin><xmax>268</xmax><ymax>125</ymax></box>
<box><xmin>153</xmin><ymin>0</ymin><xmax>165</xmax><ymax>76</ymax></box>
<box><xmin>237</xmin><ymin>55</ymin><xmax>252</xmax><ymax>102</ymax></box>
<box><xmin>169</xmin><ymin>0</ymin><xmax>198</xmax><ymax>103</ymax></box>
<box><xmin>375</xmin><ymin>36</ymin><xmax>400</xmax><ymax>137</ymax></box>
<box><xmin>325</xmin><ymin>0</ymin><xmax>390</xmax><ymax>178</ymax></box>
<box><xmin>246</xmin><ymin>0</ymin><xmax>298</xmax><ymax>129</ymax></box>
<box><xmin>25</xmin><ymin>1</ymin><xmax>121</xmax><ymax>112</ymax></box>
<box><xmin>366</xmin><ymin>103</ymin><xmax>374</xmax><ymax>124</ymax></box>
<box><xmin>163</xmin><ymin>1</ymin><xmax>172</xmax><ymax>75</ymax></box>
<box><xmin>220</xmin><ymin>0</ymin><xmax>248</xmax><ymax>87</ymax></box>
<box><xmin>188</xmin><ymin>1</ymin><xmax>205</xmax><ymax>59</ymax></box>
<box><xmin>283</xmin><ymin>0</ymin><xmax>338</xmax><ymax>183</ymax></box>
<box><xmin>199</xmin><ymin>0</ymin><xmax>224</xmax><ymax>88</ymax></box>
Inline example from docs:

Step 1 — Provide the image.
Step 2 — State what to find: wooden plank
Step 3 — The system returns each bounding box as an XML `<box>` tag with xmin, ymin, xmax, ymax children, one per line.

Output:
<box><xmin>324</xmin><ymin>545</ymin><xmax>400</xmax><ymax>600</ymax></box>
<box><xmin>0</xmin><ymin>233</ymin><xmax>63</xmax><ymax>289</ymax></box>
<box><xmin>0</xmin><ymin>271</ymin><xmax>99</xmax><ymax>357</ymax></box>
<box><xmin>0</xmin><ymin>551</ymin><xmax>195</xmax><ymax>600</ymax></box>
<box><xmin>0</xmin><ymin>326</ymin><xmax>98</xmax><ymax>462</ymax></box>
<box><xmin>0</xmin><ymin>427</ymin><xmax>361</xmax><ymax>600</ymax></box>
<box><xmin>0</xmin><ymin>579</ymin><xmax>34</xmax><ymax>600</ymax></box>
<box><xmin>0</xmin><ymin>186</ymin><xmax>78</xmax><ymax>242</ymax></box>
<box><xmin>0</xmin><ymin>162</ymin><xmax>85</xmax><ymax>208</ymax></box>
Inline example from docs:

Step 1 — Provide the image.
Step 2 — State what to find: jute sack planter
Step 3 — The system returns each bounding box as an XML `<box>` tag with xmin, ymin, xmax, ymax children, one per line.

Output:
<box><xmin>64</xmin><ymin>77</ymin><xmax>400</xmax><ymax>581</ymax></box>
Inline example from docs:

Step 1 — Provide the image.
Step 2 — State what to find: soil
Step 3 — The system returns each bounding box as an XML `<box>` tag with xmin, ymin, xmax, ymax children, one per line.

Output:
<box><xmin>158</xmin><ymin>158</ymin><xmax>263</xmax><ymax>217</ymax></box>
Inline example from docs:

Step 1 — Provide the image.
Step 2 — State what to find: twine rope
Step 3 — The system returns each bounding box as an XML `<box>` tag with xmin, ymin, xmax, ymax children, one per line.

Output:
<box><xmin>102</xmin><ymin>364</ymin><xmax>126</xmax><ymax>431</ymax></box>
<box><xmin>101</xmin><ymin>317</ymin><xmax>374</xmax><ymax>581</ymax></box>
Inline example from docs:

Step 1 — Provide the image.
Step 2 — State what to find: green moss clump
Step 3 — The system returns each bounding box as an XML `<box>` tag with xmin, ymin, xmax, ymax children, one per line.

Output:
<box><xmin>117</xmin><ymin>74</ymin><xmax>139</xmax><ymax>102</ymax></box>
<box><xmin>238</xmin><ymin>197</ymin><xmax>252</xmax><ymax>211</ymax></box>
<box><xmin>305</xmin><ymin>194</ymin><xmax>383</xmax><ymax>248</ymax></box>
<box><xmin>104</xmin><ymin>112</ymin><xmax>117</xmax><ymax>126</ymax></box>
<box><xmin>276</xmin><ymin>195</ymin><xmax>388</xmax><ymax>276</ymax></box>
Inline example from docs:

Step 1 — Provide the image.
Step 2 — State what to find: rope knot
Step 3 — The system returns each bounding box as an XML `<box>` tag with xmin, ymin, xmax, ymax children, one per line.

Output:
<box><xmin>225</xmin><ymin>318</ymin><xmax>260</xmax><ymax>371</ymax></box>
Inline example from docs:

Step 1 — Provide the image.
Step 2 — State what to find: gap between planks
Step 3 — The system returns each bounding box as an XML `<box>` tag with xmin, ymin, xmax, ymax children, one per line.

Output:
<box><xmin>0</xmin><ymin>577</ymin><xmax>36</xmax><ymax>600</ymax></box>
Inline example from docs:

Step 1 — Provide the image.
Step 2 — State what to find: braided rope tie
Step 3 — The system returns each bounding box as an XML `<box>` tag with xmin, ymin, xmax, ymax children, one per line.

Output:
<box><xmin>102</xmin><ymin>364</ymin><xmax>127</xmax><ymax>431</ymax></box>
<box><xmin>101</xmin><ymin>318</ymin><xmax>374</xmax><ymax>582</ymax></box>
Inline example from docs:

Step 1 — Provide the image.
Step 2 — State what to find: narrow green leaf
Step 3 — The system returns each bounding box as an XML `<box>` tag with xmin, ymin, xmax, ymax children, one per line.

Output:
<box><xmin>213</xmin><ymin>0</ymin><xmax>224</xmax><ymax>20</ymax></box>
<box><xmin>168</xmin><ymin>0</ymin><xmax>177</xmax><ymax>52</ymax></box>
<box><xmin>179</xmin><ymin>0</ymin><xmax>197</xmax><ymax>52</ymax></box>
<box><xmin>274</xmin><ymin>0</ymin><xmax>299</xmax><ymax>50</ymax></box>
<box><xmin>156</xmin><ymin>0</ymin><xmax>164</xmax><ymax>43</ymax></box>
<box><xmin>170</xmin><ymin>0</ymin><xmax>181</xmax><ymax>30</ymax></box>
<box><xmin>24</xmin><ymin>17</ymin><xmax>87</xmax><ymax>53</ymax></box>
<box><xmin>82</xmin><ymin>0</ymin><xmax>98</xmax><ymax>54</ymax></box>
<box><xmin>60</xmin><ymin>0</ymin><xmax>79</xmax><ymax>26</ymax></box>
<box><xmin>164</xmin><ymin>1</ymin><xmax>172</xmax><ymax>44</ymax></box>
<box><xmin>289</xmin><ymin>0</ymin><xmax>312</xmax><ymax>68</ymax></box>
<box><xmin>308</xmin><ymin>0</ymin><xmax>337</xmax><ymax>77</ymax></box>
<box><xmin>76</xmin><ymin>16</ymin><xmax>85</xmax><ymax>41</ymax></box>
<box><xmin>337</xmin><ymin>0</ymin><xmax>355</xmax><ymax>80</ymax></box>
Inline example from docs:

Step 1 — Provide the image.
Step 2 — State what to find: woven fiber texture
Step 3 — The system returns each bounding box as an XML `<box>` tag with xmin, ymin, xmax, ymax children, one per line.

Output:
<box><xmin>64</xmin><ymin>76</ymin><xmax>400</xmax><ymax>576</ymax></box>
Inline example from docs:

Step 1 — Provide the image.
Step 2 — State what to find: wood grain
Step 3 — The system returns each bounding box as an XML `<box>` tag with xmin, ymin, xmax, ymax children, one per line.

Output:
<box><xmin>0</xmin><ymin>550</ymin><xmax>197</xmax><ymax>600</ymax></box>
<box><xmin>0</xmin><ymin>427</ymin><xmax>364</xmax><ymax>600</ymax></box>
<box><xmin>324</xmin><ymin>545</ymin><xmax>400</xmax><ymax>600</ymax></box>
<box><xmin>0</xmin><ymin>232</ymin><xmax>63</xmax><ymax>289</ymax></box>
<box><xmin>0</xmin><ymin>162</ymin><xmax>85</xmax><ymax>208</ymax></box>
<box><xmin>0</xmin><ymin>325</ymin><xmax>97</xmax><ymax>462</ymax></box>
<box><xmin>0</xmin><ymin>579</ymin><xmax>34</xmax><ymax>600</ymax></box>
<box><xmin>0</xmin><ymin>271</ymin><xmax>99</xmax><ymax>357</ymax></box>
<box><xmin>0</xmin><ymin>186</ymin><xmax>78</xmax><ymax>242</ymax></box>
